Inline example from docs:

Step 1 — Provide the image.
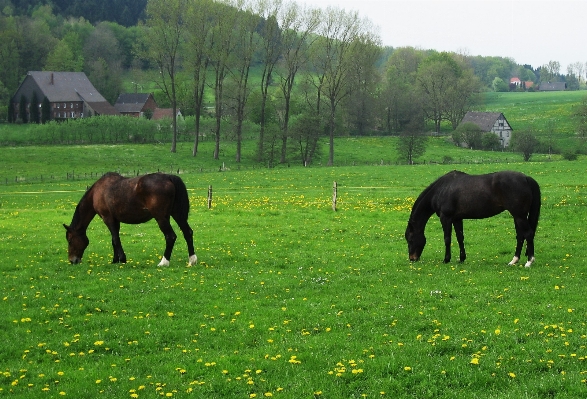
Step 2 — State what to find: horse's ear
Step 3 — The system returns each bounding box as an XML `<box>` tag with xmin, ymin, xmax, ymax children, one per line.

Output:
<box><xmin>63</xmin><ymin>224</ymin><xmax>71</xmax><ymax>231</ymax></box>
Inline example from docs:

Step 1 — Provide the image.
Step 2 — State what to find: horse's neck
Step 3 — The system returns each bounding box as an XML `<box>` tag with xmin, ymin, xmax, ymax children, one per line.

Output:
<box><xmin>71</xmin><ymin>191</ymin><xmax>97</xmax><ymax>232</ymax></box>
<box><xmin>410</xmin><ymin>195</ymin><xmax>435</xmax><ymax>229</ymax></box>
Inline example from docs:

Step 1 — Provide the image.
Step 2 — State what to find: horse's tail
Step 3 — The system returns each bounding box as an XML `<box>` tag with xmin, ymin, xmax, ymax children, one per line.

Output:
<box><xmin>169</xmin><ymin>175</ymin><xmax>190</xmax><ymax>221</ymax></box>
<box><xmin>527</xmin><ymin>176</ymin><xmax>541</xmax><ymax>233</ymax></box>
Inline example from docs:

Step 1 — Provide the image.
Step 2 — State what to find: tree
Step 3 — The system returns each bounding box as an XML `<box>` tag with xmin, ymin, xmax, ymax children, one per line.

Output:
<box><xmin>45</xmin><ymin>39</ymin><xmax>83</xmax><ymax>71</ymax></box>
<box><xmin>574</xmin><ymin>96</ymin><xmax>587</xmax><ymax>145</ymax></box>
<box><xmin>491</xmin><ymin>77</ymin><xmax>508</xmax><ymax>92</ymax></box>
<box><xmin>184</xmin><ymin>0</ymin><xmax>214</xmax><ymax>156</ymax></box>
<box><xmin>310</xmin><ymin>7</ymin><xmax>373</xmax><ymax>165</ymax></box>
<box><xmin>29</xmin><ymin>91</ymin><xmax>39</xmax><ymax>124</ymax></box>
<box><xmin>511</xmin><ymin>128</ymin><xmax>539</xmax><ymax>161</ymax></box>
<box><xmin>208</xmin><ymin>0</ymin><xmax>239</xmax><ymax>159</ymax></box>
<box><xmin>290</xmin><ymin>109</ymin><xmax>323</xmax><ymax>166</ymax></box>
<box><xmin>143</xmin><ymin>0</ymin><xmax>186</xmax><ymax>153</ymax></box>
<box><xmin>481</xmin><ymin>133</ymin><xmax>501</xmax><ymax>151</ymax></box>
<box><xmin>256</xmin><ymin>0</ymin><xmax>282</xmax><ymax>163</ymax></box>
<box><xmin>19</xmin><ymin>94</ymin><xmax>27</xmax><ymax>123</ymax></box>
<box><xmin>41</xmin><ymin>96</ymin><xmax>51</xmax><ymax>123</ymax></box>
<box><xmin>396</xmin><ymin>129</ymin><xmax>427</xmax><ymax>165</ymax></box>
<box><xmin>417</xmin><ymin>52</ymin><xmax>461</xmax><ymax>133</ymax></box>
<box><xmin>453</xmin><ymin>122</ymin><xmax>482</xmax><ymax>149</ymax></box>
<box><xmin>382</xmin><ymin>47</ymin><xmax>424</xmax><ymax>133</ymax></box>
<box><xmin>226</xmin><ymin>0</ymin><xmax>259</xmax><ymax>163</ymax></box>
<box><xmin>275</xmin><ymin>1</ymin><xmax>320</xmax><ymax>163</ymax></box>
<box><xmin>540</xmin><ymin>60</ymin><xmax>561</xmax><ymax>83</ymax></box>
<box><xmin>396</xmin><ymin>108</ymin><xmax>426</xmax><ymax>164</ymax></box>
<box><xmin>344</xmin><ymin>31</ymin><xmax>381</xmax><ymax>135</ymax></box>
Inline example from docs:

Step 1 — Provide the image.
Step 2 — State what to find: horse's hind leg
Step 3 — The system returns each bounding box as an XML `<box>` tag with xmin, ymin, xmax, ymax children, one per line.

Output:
<box><xmin>174</xmin><ymin>216</ymin><xmax>197</xmax><ymax>266</ymax></box>
<box><xmin>453</xmin><ymin>219</ymin><xmax>466</xmax><ymax>263</ymax></box>
<box><xmin>509</xmin><ymin>218</ymin><xmax>535</xmax><ymax>267</ymax></box>
<box><xmin>155</xmin><ymin>217</ymin><xmax>177</xmax><ymax>266</ymax></box>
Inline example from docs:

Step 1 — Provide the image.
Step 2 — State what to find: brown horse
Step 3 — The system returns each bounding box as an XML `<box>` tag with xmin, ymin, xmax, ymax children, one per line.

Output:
<box><xmin>64</xmin><ymin>172</ymin><xmax>197</xmax><ymax>266</ymax></box>
<box><xmin>405</xmin><ymin>170</ymin><xmax>541</xmax><ymax>267</ymax></box>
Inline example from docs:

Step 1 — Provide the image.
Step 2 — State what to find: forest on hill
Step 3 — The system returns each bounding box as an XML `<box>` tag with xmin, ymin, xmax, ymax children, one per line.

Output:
<box><xmin>3</xmin><ymin>0</ymin><xmax>585</xmax><ymax>165</ymax></box>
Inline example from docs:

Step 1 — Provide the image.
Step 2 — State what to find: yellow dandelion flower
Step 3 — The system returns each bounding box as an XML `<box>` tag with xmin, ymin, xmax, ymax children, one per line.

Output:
<box><xmin>470</xmin><ymin>358</ymin><xmax>480</xmax><ymax>365</ymax></box>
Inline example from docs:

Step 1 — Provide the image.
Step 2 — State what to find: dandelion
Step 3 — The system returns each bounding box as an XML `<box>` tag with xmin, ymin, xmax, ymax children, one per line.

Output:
<box><xmin>404</xmin><ymin>366</ymin><xmax>412</xmax><ymax>371</ymax></box>
<box><xmin>470</xmin><ymin>357</ymin><xmax>480</xmax><ymax>365</ymax></box>
<box><xmin>508</xmin><ymin>372</ymin><xmax>516</xmax><ymax>378</ymax></box>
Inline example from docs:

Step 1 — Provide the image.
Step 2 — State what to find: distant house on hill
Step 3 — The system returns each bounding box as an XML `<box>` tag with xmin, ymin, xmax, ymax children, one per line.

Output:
<box><xmin>458</xmin><ymin>111</ymin><xmax>513</xmax><ymax>148</ymax></box>
<box><xmin>539</xmin><ymin>81</ymin><xmax>566</xmax><ymax>91</ymax></box>
<box><xmin>114</xmin><ymin>93</ymin><xmax>158</xmax><ymax>117</ymax></box>
<box><xmin>10</xmin><ymin>71</ymin><xmax>119</xmax><ymax>122</ymax></box>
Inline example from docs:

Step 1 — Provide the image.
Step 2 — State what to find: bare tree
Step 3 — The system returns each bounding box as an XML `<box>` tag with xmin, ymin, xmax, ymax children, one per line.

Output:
<box><xmin>227</xmin><ymin>0</ymin><xmax>260</xmax><ymax>163</ymax></box>
<box><xmin>144</xmin><ymin>0</ymin><xmax>186</xmax><ymax>153</ymax></box>
<box><xmin>208</xmin><ymin>0</ymin><xmax>239</xmax><ymax>160</ymax></box>
<box><xmin>275</xmin><ymin>1</ymin><xmax>320</xmax><ymax>163</ymax></box>
<box><xmin>185</xmin><ymin>0</ymin><xmax>215</xmax><ymax>156</ymax></box>
<box><xmin>255</xmin><ymin>0</ymin><xmax>282</xmax><ymax>162</ymax></box>
<box><xmin>310</xmin><ymin>7</ymin><xmax>371</xmax><ymax>165</ymax></box>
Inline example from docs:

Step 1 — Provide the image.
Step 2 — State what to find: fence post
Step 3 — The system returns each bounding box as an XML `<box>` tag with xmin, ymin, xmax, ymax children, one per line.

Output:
<box><xmin>207</xmin><ymin>185</ymin><xmax>213</xmax><ymax>209</ymax></box>
<box><xmin>332</xmin><ymin>181</ymin><xmax>337</xmax><ymax>212</ymax></box>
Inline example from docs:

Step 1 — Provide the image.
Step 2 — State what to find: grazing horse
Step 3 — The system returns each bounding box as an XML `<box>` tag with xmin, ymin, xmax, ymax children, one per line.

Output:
<box><xmin>405</xmin><ymin>170</ymin><xmax>541</xmax><ymax>267</ymax></box>
<box><xmin>64</xmin><ymin>172</ymin><xmax>197</xmax><ymax>266</ymax></box>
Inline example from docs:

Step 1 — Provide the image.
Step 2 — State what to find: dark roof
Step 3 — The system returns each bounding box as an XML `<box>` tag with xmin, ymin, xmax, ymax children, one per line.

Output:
<box><xmin>459</xmin><ymin>111</ymin><xmax>505</xmax><ymax>132</ymax></box>
<box><xmin>114</xmin><ymin>93</ymin><xmax>152</xmax><ymax>113</ymax></box>
<box><xmin>87</xmin><ymin>101</ymin><xmax>120</xmax><ymax>116</ymax></box>
<box><xmin>25</xmin><ymin>71</ymin><xmax>108</xmax><ymax>103</ymax></box>
<box><xmin>539</xmin><ymin>82</ymin><xmax>566</xmax><ymax>91</ymax></box>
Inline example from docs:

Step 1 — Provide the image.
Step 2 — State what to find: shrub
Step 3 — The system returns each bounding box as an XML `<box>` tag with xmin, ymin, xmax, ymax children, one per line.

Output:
<box><xmin>562</xmin><ymin>150</ymin><xmax>578</xmax><ymax>161</ymax></box>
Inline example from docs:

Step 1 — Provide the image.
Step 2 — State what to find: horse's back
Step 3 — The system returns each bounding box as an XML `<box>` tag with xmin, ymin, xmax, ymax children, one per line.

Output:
<box><xmin>434</xmin><ymin>170</ymin><xmax>535</xmax><ymax>219</ymax></box>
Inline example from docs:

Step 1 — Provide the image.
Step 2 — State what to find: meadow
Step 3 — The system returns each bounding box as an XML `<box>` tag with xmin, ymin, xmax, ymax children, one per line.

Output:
<box><xmin>1</xmin><ymin>140</ymin><xmax>587</xmax><ymax>398</ymax></box>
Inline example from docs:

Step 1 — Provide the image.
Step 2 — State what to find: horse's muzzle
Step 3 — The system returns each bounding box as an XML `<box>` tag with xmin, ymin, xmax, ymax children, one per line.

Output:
<box><xmin>69</xmin><ymin>257</ymin><xmax>82</xmax><ymax>264</ymax></box>
<box><xmin>409</xmin><ymin>254</ymin><xmax>420</xmax><ymax>262</ymax></box>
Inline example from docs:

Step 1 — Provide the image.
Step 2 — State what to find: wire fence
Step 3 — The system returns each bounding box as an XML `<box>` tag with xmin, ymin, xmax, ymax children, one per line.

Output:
<box><xmin>1</xmin><ymin>157</ymin><xmax>522</xmax><ymax>187</ymax></box>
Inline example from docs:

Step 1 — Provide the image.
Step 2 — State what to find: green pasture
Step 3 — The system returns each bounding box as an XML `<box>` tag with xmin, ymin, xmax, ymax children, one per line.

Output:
<box><xmin>1</xmin><ymin>142</ymin><xmax>587</xmax><ymax>398</ymax></box>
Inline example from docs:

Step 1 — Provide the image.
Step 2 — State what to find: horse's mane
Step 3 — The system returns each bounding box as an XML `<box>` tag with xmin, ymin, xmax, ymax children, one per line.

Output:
<box><xmin>410</xmin><ymin>170</ymin><xmax>465</xmax><ymax>221</ymax></box>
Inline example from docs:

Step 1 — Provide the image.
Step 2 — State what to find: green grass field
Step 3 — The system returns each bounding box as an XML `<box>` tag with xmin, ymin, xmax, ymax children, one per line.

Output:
<box><xmin>1</xmin><ymin>139</ymin><xmax>587</xmax><ymax>398</ymax></box>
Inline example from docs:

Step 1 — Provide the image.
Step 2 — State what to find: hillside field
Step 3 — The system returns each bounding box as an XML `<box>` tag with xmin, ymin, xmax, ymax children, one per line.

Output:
<box><xmin>1</xmin><ymin>140</ymin><xmax>587</xmax><ymax>397</ymax></box>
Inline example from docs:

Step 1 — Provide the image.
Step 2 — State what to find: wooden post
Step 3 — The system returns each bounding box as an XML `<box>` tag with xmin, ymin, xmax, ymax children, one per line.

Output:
<box><xmin>332</xmin><ymin>181</ymin><xmax>337</xmax><ymax>211</ymax></box>
<box><xmin>207</xmin><ymin>185</ymin><xmax>213</xmax><ymax>209</ymax></box>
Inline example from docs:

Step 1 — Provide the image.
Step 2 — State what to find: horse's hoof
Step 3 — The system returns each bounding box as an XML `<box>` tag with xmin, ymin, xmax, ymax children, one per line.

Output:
<box><xmin>188</xmin><ymin>254</ymin><xmax>198</xmax><ymax>266</ymax></box>
<box><xmin>508</xmin><ymin>256</ymin><xmax>520</xmax><ymax>266</ymax></box>
<box><xmin>524</xmin><ymin>257</ymin><xmax>535</xmax><ymax>268</ymax></box>
<box><xmin>158</xmin><ymin>257</ymin><xmax>170</xmax><ymax>267</ymax></box>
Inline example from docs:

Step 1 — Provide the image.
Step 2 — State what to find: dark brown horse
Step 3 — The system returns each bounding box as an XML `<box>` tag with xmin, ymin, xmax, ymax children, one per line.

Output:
<box><xmin>405</xmin><ymin>170</ymin><xmax>541</xmax><ymax>267</ymax></box>
<box><xmin>64</xmin><ymin>172</ymin><xmax>197</xmax><ymax>266</ymax></box>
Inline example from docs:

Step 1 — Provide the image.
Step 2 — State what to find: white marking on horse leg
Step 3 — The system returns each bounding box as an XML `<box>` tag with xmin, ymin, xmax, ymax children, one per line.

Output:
<box><xmin>188</xmin><ymin>254</ymin><xmax>198</xmax><ymax>266</ymax></box>
<box><xmin>158</xmin><ymin>256</ymin><xmax>170</xmax><ymax>267</ymax></box>
<box><xmin>508</xmin><ymin>256</ymin><xmax>520</xmax><ymax>266</ymax></box>
<box><xmin>524</xmin><ymin>256</ymin><xmax>535</xmax><ymax>268</ymax></box>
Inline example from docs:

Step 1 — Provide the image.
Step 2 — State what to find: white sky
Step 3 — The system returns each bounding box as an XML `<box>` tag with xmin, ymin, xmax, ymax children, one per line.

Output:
<box><xmin>303</xmin><ymin>0</ymin><xmax>587</xmax><ymax>72</ymax></box>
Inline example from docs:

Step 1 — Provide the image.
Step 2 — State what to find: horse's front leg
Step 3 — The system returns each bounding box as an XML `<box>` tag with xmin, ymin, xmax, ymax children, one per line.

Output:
<box><xmin>440</xmin><ymin>215</ymin><xmax>453</xmax><ymax>263</ymax></box>
<box><xmin>156</xmin><ymin>218</ymin><xmax>177</xmax><ymax>266</ymax></box>
<box><xmin>453</xmin><ymin>219</ymin><xmax>466</xmax><ymax>263</ymax></box>
<box><xmin>106</xmin><ymin>219</ymin><xmax>126</xmax><ymax>263</ymax></box>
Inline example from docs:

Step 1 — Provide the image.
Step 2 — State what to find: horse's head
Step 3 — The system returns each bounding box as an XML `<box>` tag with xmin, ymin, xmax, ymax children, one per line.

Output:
<box><xmin>405</xmin><ymin>221</ymin><xmax>426</xmax><ymax>261</ymax></box>
<box><xmin>63</xmin><ymin>224</ymin><xmax>89</xmax><ymax>264</ymax></box>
